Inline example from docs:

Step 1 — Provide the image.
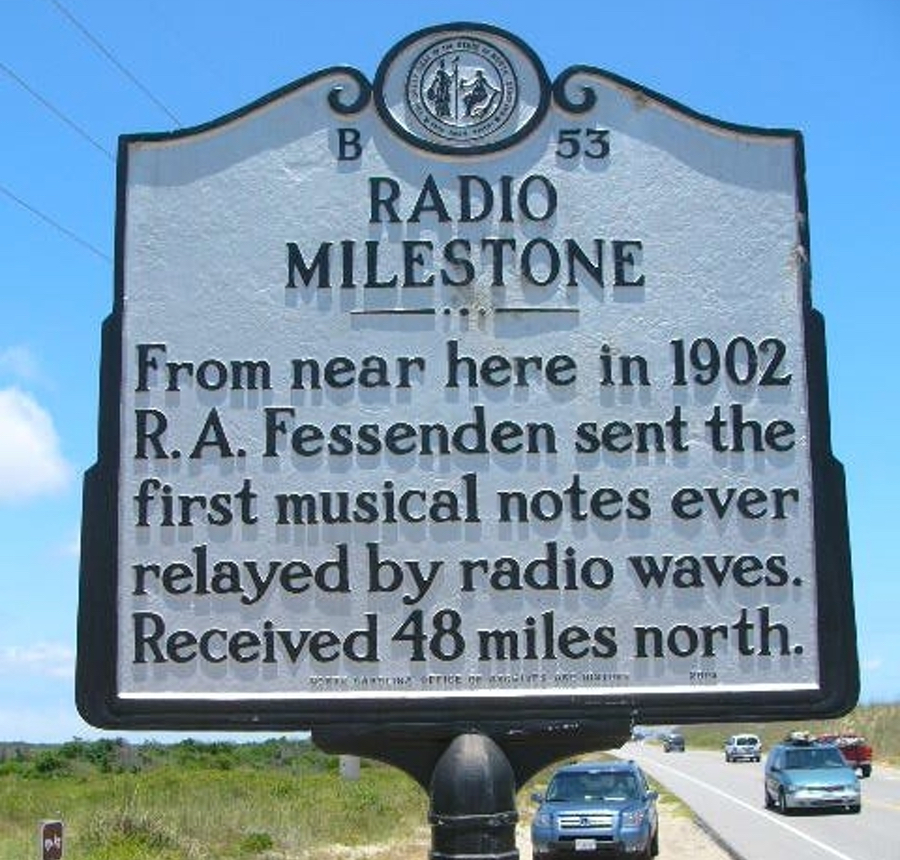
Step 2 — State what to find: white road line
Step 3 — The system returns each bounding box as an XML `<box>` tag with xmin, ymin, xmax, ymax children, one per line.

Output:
<box><xmin>642</xmin><ymin>755</ymin><xmax>860</xmax><ymax>860</ymax></box>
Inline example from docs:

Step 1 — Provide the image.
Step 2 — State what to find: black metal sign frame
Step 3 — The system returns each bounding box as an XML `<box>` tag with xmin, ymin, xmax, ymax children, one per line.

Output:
<box><xmin>77</xmin><ymin>22</ymin><xmax>857</xmax><ymax>732</ymax></box>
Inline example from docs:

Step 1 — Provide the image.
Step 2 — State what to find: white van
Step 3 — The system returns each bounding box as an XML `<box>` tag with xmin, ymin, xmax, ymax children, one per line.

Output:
<box><xmin>724</xmin><ymin>734</ymin><xmax>762</xmax><ymax>762</ymax></box>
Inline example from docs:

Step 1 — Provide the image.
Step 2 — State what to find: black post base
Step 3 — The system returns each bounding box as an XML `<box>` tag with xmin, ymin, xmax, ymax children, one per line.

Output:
<box><xmin>313</xmin><ymin>718</ymin><xmax>631</xmax><ymax>859</ymax></box>
<box><xmin>429</xmin><ymin>733</ymin><xmax>518</xmax><ymax>860</ymax></box>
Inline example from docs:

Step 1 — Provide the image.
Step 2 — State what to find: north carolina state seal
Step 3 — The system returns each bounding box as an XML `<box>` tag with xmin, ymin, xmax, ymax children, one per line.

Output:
<box><xmin>374</xmin><ymin>23</ymin><xmax>549</xmax><ymax>155</ymax></box>
<box><xmin>405</xmin><ymin>36</ymin><xmax>518</xmax><ymax>144</ymax></box>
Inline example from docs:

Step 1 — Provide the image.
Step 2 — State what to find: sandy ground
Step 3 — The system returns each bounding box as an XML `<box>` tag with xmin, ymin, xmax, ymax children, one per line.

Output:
<box><xmin>303</xmin><ymin>798</ymin><xmax>736</xmax><ymax>859</ymax></box>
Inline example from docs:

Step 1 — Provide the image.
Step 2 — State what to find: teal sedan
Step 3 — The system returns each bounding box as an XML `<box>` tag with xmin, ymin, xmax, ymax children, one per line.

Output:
<box><xmin>764</xmin><ymin>738</ymin><xmax>861</xmax><ymax>814</ymax></box>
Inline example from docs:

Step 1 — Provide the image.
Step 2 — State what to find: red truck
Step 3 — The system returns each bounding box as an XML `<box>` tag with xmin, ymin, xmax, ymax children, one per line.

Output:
<box><xmin>817</xmin><ymin>734</ymin><xmax>873</xmax><ymax>777</ymax></box>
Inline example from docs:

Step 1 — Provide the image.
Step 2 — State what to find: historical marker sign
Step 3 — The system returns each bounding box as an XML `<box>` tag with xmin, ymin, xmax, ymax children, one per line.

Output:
<box><xmin>77</xmin><ymin>23</ymin><xmax>857</xmax><ymax>730</ymax></box>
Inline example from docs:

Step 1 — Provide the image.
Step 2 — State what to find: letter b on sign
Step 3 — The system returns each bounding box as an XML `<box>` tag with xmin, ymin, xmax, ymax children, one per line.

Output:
<box><xmin>40</xmin><ymin>820</ymin><xmax>63</xmax><ymax>860</ymax></box>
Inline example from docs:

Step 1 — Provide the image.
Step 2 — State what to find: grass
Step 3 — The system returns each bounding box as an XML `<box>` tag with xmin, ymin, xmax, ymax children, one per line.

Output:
<box><xmin>0</xmin><ymin>702</ymin><xmax>895</xmax><ymax>859</ymax></box>
<box><xmin>0</xmin><ymin>739</ymin><xmax>427</xmax><ymax>860</ymax></box>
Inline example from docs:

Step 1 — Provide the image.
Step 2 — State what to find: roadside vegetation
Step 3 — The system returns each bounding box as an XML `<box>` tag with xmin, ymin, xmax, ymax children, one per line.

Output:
<box><xmin>668</xmin><ymin>702</ymin><xmax>899</xmax><ymax>765</ymax></box>
<box><xmin>0</xmin><ymin>703</ymin><xmax>893</xmax><ymax>859</ymax></box>
<box><xmin>0</xmin><ymin>738</ymin><xmax>428</xmax><ymax>860</ymax></box>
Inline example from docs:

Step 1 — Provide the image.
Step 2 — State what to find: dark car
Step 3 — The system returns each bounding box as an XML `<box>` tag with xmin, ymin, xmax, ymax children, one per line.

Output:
<box><xmin>662</xmin><ymin>733</ymin><xmax>685</xmax><ymax>753</ymax></box>
<box><xmin>531</xmin><ymin>760</ymin><xmax>659</xmax><ymax>859</ymax></box>
<box><xmin>764</xmin><ymin>735</ymin><xmax>861</xmax><ymax>814</ymax></box>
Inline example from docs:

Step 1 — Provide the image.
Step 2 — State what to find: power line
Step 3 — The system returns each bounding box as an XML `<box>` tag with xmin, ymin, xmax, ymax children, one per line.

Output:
<box><xmin>0</xmin><ymin>181</ymin><xmax>111</xmax><ymax>264</ymax></box>
<box><xmin>0</xmin><ymin>60</ymin><xmax>115</xmax><ymax>161</ymax></box>
<box><xmin>1</xmin><ymin>2</ymin><xmax>181</xmax><ymax>263</ymax></box>
<box><xmin>47</xmin><ymin>0</ymin><xmax>182</xmax><ymax>128</ymax></box>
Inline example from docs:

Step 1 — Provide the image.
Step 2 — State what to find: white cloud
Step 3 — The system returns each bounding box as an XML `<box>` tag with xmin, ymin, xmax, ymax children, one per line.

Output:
<box><xmin>0</xmin><ymin>641</ymin><xmax>75</xmax><ymax>679</ymax></box>
<box><xmin>59</xmin><ymin>531</ymin><xmax>82</xmax><ymax>558</ymax></box>
<box><xmin>0</xmin><ymin>705</ymin><xmax>91</xmax><ymax>743</ymax></box>
<box><xmin>0</xmin><ymin>345</ymin><xmax>43</xmax><ymax>384</ymax></box>
<box><xmin>0</xmin><ymin>387</ymin><xmax>72</xmax><ymax>503</ymax></box>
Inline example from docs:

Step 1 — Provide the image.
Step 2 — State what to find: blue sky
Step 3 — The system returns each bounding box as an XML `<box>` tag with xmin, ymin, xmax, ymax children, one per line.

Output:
<box><xmin>1</xmin><ymin>0</ymin><xmax>896</xmax><ymax>742</ymax></box>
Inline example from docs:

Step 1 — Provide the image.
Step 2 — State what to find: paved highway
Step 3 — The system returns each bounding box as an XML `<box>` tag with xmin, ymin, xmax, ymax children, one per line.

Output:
<box><xmin>617</xmin><ymin>742</ymin><xmax>900</xmax><ymax>860</ymax></box>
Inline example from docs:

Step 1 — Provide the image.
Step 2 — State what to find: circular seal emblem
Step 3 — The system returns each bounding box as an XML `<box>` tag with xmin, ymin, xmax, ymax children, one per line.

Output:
<box><xmin>406</xmin><ymin>36</ymin><xmax>518</xmax><ymax>145</ymax></box>
<box><xmin>374</xmin><ymin>24</ymin><xmax>549</xmax><ymax>155</ymax></box>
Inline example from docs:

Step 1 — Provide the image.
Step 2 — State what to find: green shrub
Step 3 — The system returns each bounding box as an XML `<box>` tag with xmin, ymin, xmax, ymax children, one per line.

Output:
<box><xmin>237</xmin><ymin>831</ymin><xmax>274</xmax><ymax>854</ymax></box>
<box><xmin>28</xmin><ymin>751</ymin><xmax>71</xmax><ymax>778</ymax></box>
<box><xmin>81</xmin><ymin>809</ymin><xmax>180</xmax><ymax>860</ymax></box>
